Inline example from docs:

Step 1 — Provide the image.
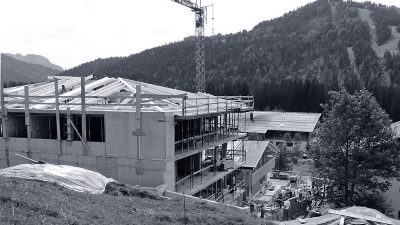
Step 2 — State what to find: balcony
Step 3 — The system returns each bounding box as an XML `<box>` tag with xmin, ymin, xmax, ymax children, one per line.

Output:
<box><xmin>175</xmin><ymin>158</ymin><xmax>244</xmax><ymax>195</ymax></box>
<box><xmin>175</xmin><ymin>131</ymin><xmax>246</xmax><ymax>160</ymax></box>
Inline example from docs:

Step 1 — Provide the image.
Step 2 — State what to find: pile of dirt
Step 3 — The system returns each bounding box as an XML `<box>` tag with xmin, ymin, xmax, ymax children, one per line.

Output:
<box><xmin>104</xmin><ymin>182</ymin><xmax>163</xmax><ymax>200</ymax></box>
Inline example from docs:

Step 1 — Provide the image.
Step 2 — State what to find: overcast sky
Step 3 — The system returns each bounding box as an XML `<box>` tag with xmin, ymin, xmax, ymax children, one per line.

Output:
<box><xmin>1</xmin><ymin>0</ymin><xmax>399</xmax><ymax>69</ymax></box>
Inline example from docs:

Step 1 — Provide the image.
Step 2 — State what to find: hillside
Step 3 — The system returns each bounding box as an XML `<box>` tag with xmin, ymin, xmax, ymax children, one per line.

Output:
<box><xmin>0</xmin><ymin>177</ymin><xmax>270</xmax><ymax>225</ymax></box>
<box><xmin>60</xmin><ymin>0</ymin><xmax>400</xmax><ymax>121</ymax></box>
<box><xmin>4</xmin><ymin>53</ymin><xmax>63</xmax><ymax>71</ymax></box>
<box><xmin>1</xmin><ymin>54</ymin><xmax>61</xmax><ymax>86</ymax></box>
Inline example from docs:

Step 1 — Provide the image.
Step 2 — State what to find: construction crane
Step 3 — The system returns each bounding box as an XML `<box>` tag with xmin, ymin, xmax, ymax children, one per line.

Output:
<box><xmin>172</xmin><ymin>0</ymin><xmax>211</xmax><ymax>93</ymax></box>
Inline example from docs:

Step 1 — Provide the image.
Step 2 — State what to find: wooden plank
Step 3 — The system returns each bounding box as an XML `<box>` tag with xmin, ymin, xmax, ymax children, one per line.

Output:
<box><xmin>68</xmin><ymin>116</ymin><xmax>90</xmax><ymax>152</ymax></box>
<box><xmin>135</xmin><ymin>85</ymin><xmax>143</xmax><ymax>185</ymax></box>
<box><xmin>24</xmin><ymin>86</ymin><xmax>32</xmax><ymax>158</ymax></box>
<box><xmin>81</xmin><ymin>76</ymin><xmax>87</xmax><ymax>154</ymax></box>
<box><xmin>55</xmin><ymin>79</ymin><xmax>62</xmax><ymax>155</ymax></box>
<box><xmin>66</xmin><ymin>107</ymin><xmax>72</xmax><ymax>141</ymax></box>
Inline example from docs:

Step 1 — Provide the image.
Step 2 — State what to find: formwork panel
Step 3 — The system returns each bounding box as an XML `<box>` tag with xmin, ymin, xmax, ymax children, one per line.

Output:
<box><xmin>104</xmin><ymin>112</ymin><xmax>137</xmax><ymax>158</ymax></box>
<box><xmin>31</xmin><ymin>139</ymin><xmax>58</xmax><ymax>154</ymax></box>
<box><xmin>140</xmin><ymin>113</ymin><xmax>168</xmax><ymax>160</ymax></box>
<box><xmin>39</xmin><ymin>153</ymin><xmax>59</xmax><ymax>164</ymax></box>
<box><xmin>0</xmin><ymin>149</ymin><xmax>7</xmax><ymax>168</ymax></box>
<box><xmin>96</xmin><ymin>156</ymin><xmax>118</xmax><ymax>179</ymax></box>
<box><xmin>0</xmin><ymin>139</ymin><xmax>5</xmax><ymax>151</ymax></box>
<box><xmin>8</xmin><ymin>138</ymin><xmax>28</xmax><ymax>153</ymax></box>
<box><xmin>117</xmin><ymin>158</ymin><xmax>138</xmax><ymax>185</ymax></box>
<box><xmin>87</xmin><ymin>142</ymin><xmax>106</xmax><ymax>156</ymax></box>
<box><xmin>78</xmin><ymin>155</ymin><xmax>97</xmax><ymax>172</ymax></box>
<box><xmin>141</xmin><ymin>160</ymin><xmax>166</xmax><ymax>187</ymax></box>
<box><xmin>9</xmin><ymin>151</ymin><xmax>30</xmax><ymax>166</ymax></box>
<box><xmin>63</xmin><ymin>141</ymin><xmax>86</xmax><ymax>155</ymax></box>
<box><xmin>164</xmin><ymin>112</ymin><xmax>176</xmax><ymax>160</ymax></box>
<box><xmin>58</xmin><ymin>154</ymin><xmax>79</xmax><ymax>166</ymax></box>
<box><xmin>165</xmin><ymin>160</ymin><xmax>176</xmax><ymax>191</ymax></box>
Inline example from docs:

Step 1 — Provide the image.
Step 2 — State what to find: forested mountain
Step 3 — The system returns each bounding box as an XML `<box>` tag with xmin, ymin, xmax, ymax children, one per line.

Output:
<box><xmin>1</xmin><ymin>54</ymin><xmax>61</xmax><ymax>85</ymax></box>
<box><xmin>4</xmin><ymin>53</ymin><xmax>63</xmax><ymax>71</ymax></box>
<box><xmin>60</xmin><ymin>0</ymin><xmax>400</xmax><ymax>121</ymax></box>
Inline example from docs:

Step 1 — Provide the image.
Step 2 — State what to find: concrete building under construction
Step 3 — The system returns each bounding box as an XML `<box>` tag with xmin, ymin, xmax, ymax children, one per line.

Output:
<box><xmin>0</xmin><ymin>75</ymin><xmax>255</xmax><ymax>202</ymax></box>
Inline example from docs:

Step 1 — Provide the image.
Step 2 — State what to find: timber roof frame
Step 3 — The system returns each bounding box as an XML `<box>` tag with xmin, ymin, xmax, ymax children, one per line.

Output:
<box><xmin>1</xmin><ymin>75</ymin><xmax>254</xmax><ymax>117</ymax></box>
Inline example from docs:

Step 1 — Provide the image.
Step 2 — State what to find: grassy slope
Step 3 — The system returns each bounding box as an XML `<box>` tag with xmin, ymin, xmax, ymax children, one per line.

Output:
<box><xmin>358</xmin><ymin>8</ymin><xmax>400</xmax><ymax>57</ymax></box>
<box><xmin>0</xmin><ymin>177</ymin><xmax>272</xmax><ymax>225</ymax></box>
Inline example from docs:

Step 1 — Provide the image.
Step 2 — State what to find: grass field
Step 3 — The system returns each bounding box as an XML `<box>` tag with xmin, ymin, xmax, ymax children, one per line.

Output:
<box><xmin>0</xmin><ymin>177</ymin><xmax>274</xmax><ymax>225</ymax></box>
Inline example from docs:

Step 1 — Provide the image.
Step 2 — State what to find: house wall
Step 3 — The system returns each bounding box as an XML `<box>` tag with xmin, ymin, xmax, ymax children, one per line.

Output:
<box><xmin>0</xmin><ymin>111</ymin><xmax>175</xmax><ymax>189</ymax></box>
<box><xmin>386</xmin><ymin>180</ymin><xmax>400</xmax><ymax>219</ymax></box>
<box><xmin>250</xmin><ymin>158</ymin><xmax>275</xmax><ymax>196</ymax></box>
<box><xmin>248</xmin><ymin>131</ymin><xmax>312</xmax><ymax>152</ymax></box>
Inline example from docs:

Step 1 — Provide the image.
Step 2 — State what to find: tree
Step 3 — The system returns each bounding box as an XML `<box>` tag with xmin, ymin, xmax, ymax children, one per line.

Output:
<box><xmin>312</xmin><ymin>88</ymin><xmax>400</xmax><ymax>212</ymax></box>
<box><xmin>275</xmin><ymin>144</ymin><xmax>290</xmax><ymax>172</ymax></box>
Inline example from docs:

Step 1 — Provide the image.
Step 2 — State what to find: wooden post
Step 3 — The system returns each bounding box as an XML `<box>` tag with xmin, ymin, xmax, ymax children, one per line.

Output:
<box><xmin>244</xmin><ymin>112</ymin><xmax>247</xmax><ymax>132</ymax></box>
<box><xmin>24</xmin><ymin>86</ymin><xmax>32</xmax><ymax>158</ymax></box>
<box><xmin>216</xmin><ymin>96</ymin><xmax>219</xmax><ymax>112</ymax></box>
<box><xmin>225</xmin><ymin>96</ymin><xmax>228</xmax><ymax>111</ymax></box>
<box><xmin>242</xmin><ymin>139</ymin><xmax>245</xmax><ymax>162</ymax></box>
<box><xmin>135</xmin><ymin>85</ymin><xmax>143</xmax><ymax>186</ymax></box>
<box><xmin>181</xmin><ymin>96</ymin><xmax>185</xmax><ymax>116</ymax></box>
<box><xmin>66</xmin><ymin>107</ymin><xmax>72</xmax><ymax>141</ymax></box>
<box><xmin>0</xmin><ymin>54</ymin><xmax>10</xmax><ymax>166</ymax></box>
<box><xmin>213</xmin><ymin>146</ymin><xmax>217</xmax><ymax>176</ymax></box>
<box><xmin>81</xmin><ymin>76</ymin><xmax>87</xmax><ymax>154</ymax></box>
<box><xmin>196</xmin><ymin>98</ymin><xmax>198</xmax><ymax>115</ymax></box>
<box><xmin>207</xmin><ymin>97</ymin><xmax>210</xmax><ymax>113</ymax></box>
<box><xmin>54</xmin><ymin>79</ymin><xmax>62</xmax><ymax>156</ymax></box>
<box><xmin>187</xmin><ymin>119</ymin><xmax>190</xmax><ymax>151</ymax></box>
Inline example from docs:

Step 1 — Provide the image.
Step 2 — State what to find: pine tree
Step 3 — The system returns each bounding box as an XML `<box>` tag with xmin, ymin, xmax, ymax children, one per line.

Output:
<box><xmin>312</xmin><ymin>87</ymin><xmax>400</xmax><ymax>211</ymax></box>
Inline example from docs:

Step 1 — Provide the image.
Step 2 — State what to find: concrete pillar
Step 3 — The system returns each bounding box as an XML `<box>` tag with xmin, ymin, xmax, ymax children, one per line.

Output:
<box><xmin>221</xmin><ymin>143</ymin><xmax>227</xmax><ymax>160</ymax></box>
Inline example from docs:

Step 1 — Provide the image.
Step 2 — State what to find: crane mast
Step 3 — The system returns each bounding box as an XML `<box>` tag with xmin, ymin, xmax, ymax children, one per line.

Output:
<box><xmin>172</xmin><ymin>0</ymin><xmax>206</xmax><ymax>93</ymax></box>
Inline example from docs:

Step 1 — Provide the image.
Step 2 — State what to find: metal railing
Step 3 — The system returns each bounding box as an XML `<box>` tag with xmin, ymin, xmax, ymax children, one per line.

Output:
<box><xmin>180</xmin><ymin>95</ymin><xmax>254</xmax><ymax>116</ymax></box>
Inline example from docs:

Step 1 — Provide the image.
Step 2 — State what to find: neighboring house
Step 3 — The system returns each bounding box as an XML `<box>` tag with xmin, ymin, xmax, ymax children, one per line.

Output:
<box><xmin>239</xmin><ymin>111</ymin><xmax>321</xmax><ymax>152</ymax></box>
<box><xmin>238</xmin><ymin>141</ymin><xmax>278</xmax><ymax>198</ymax></box>
<box><xmin>386</xmin><ymin>121</ymin><xmax>400</xmax><ymax>219</ymax></box>
<box><xmin>392</xmin><ymin>121</ymin><xmax>400</xmax><ymax>140</ymax></box>
<box><xmin>281</xmin><ymin>206</ymin><xmax>400</xmax><ymax>225</ymax></box>
<box><xmin>0</xmin><ymin>76</ymin><xmax>254</xmax><ymax>205</ymax></box>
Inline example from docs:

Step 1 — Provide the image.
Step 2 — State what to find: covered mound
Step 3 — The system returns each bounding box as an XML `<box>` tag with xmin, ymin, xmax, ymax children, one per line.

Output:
<box><xmin>0</xmin><ymin>164</ymin><xmax>113</xmax><ymax>194</ymax></box>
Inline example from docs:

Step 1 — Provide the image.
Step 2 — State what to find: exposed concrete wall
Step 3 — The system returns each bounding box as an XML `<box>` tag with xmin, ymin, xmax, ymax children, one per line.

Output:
<box><xmin>0</xmin><ymin>111</ymin><xmax>175</xmax><ymax>190</ymax></box>
<box><xmin>250</xmin><ymin>158</ymin><xmax>275</xmax><ymax>196</ymax></box>
<box><xmin>164</xmin><ymin>112</ymin><xmax>177</xmax><ymax>191</ymax></box>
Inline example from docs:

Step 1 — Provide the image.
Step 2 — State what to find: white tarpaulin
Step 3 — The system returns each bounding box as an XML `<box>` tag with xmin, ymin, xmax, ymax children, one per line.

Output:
<box><xmin>0</xmin><ymin>164</ymin><xmax>114</xmax><ymax>194</ymax></box>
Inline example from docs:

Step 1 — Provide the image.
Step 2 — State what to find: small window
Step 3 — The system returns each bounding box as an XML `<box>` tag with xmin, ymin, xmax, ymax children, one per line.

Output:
<box><xmin>65</xmin><ymin>114</ymin><xmax>105</xmax><ymax>142</ymax></box>
<box><xmin>8</xmin><ymin>113</ymin><xmax>27</xmax><ymax>138</ymax></box>
<box><xmin>87</xmin><ymin>115</ymin><xmax>105</xmax><ymax>142</ymax></box>
<box><xmin>31</xmin><ymin>114</ymin><xmax>57</xmax><ymax>139</ymax></box>
<box><xmin>260</xmin><ymin>175</ymin><xmax>265</xmax><ymax>184</ymax></box>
